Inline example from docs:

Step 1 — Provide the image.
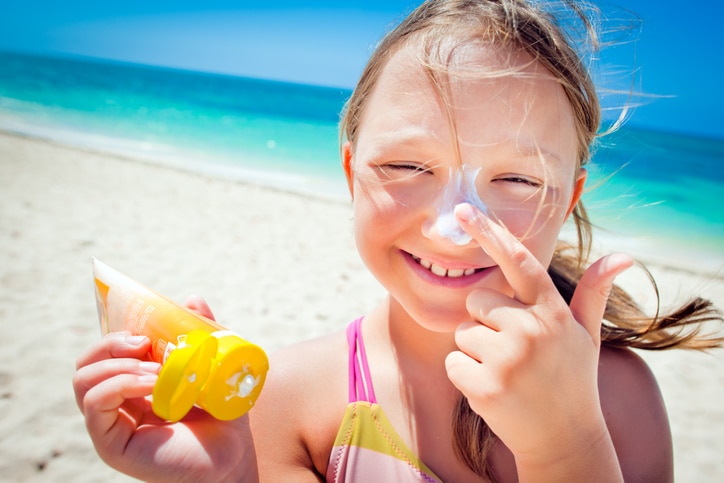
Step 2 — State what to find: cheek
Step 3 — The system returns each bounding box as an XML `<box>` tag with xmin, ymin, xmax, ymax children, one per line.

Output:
<box><xmin>351</xmin><ymin>189</ymin><xmax>410</xmax><ymax>288</ymax></box>
<box><xmin>352</xmin><ymin>177</ymin><xmax>434</xmax><ymax>228</ymax></box>
<box><xmin>351</xmin><ymin>182</ymin><xmax>407</xmax><ymax>251</ymax></box>
<box><xmin>353</xmin><ymin>181</ymin><xmax>401</xmax><ymax>225</ymax></box>
<box><xmin>490</xmin><ymin>193</ymin><xmax>571</xmax><ymax>264</ymax></box>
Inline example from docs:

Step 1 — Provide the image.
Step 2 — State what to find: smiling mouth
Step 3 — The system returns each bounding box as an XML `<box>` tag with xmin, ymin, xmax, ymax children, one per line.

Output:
<box><xmin>410</xmin><ymin>254</ymin><xmax>485</xmax><ymax>278</ymax></box>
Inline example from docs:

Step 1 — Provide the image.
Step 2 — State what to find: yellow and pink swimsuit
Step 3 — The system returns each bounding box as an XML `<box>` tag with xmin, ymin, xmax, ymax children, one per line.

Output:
<box><xmin>326</xmin><ymin>317</ymin><xmax>443</xmax><ymax>482</ymax></box>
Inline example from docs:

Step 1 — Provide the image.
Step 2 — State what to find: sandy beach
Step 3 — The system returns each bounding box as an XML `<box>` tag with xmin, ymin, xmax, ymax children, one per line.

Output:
<box><xmin>1</xmin><ymin>130</ymin><xmax>722</xmax><ymax>481</ymax></box>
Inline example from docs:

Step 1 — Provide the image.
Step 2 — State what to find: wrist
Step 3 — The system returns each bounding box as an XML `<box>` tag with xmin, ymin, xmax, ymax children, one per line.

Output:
<box><xmin>514</xmin><ymin>420</ymin><xmax>623</xmax><ymax>483</ymax></box>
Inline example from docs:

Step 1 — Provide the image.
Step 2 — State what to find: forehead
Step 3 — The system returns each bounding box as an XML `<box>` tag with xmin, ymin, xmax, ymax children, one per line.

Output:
<box><xmin>356</xmin><ymin>41</ymin><xmax>578</xmax><ymax>166</ymax></box>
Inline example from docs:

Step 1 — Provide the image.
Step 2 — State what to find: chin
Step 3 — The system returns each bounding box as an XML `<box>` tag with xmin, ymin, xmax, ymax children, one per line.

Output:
<box><xmin>409</xmin><ymin>305</ymin><xmax>471</xmax><ymax>334</ymax></box>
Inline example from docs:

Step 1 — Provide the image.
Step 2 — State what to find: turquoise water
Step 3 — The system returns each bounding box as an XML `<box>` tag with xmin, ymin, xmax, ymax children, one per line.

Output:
<box><xmin>0</xmin><ymin>50</ymin><xmax>349</xmax><ymax>195</ymax></box>
<box><xmin>583</xmin><ymin>128</ymin><xmax>724</xmax><ymax>258</ymax></box>
<box><xmin>1</xmin><ymin>50</ymin><xmax>722</xmax><ymax>262</ymax></box>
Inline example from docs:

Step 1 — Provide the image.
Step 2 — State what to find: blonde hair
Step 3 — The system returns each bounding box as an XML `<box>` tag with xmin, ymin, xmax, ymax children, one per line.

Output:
<box><xmin>340</xmin><ymin>0</ymin><xmax>722</xmax><ymax>479</ymax></box>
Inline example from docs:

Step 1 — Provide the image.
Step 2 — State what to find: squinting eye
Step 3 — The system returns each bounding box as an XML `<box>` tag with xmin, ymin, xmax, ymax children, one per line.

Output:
<box><xmin>377</xmin><ymin>163</ymin><xmax>433</xmax><ymax>179</ymax></box>
<box><xmin>497</xmin><ymin>176</ymin><xmax>542</xmax><ymax>188</ymax></box>
<box><xmin>387</xmin><ymin>163</ymin><xmax>430</xmax><ymax>172</ymax></box>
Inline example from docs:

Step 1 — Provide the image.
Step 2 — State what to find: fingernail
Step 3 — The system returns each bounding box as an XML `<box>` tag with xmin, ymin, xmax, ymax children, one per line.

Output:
<box><xmin>125</xmin><ymin>335</ymin><xmax>148</xmax><ymax>347</ymax></box>
<box><xmin>138</xmin><ymin>374</ymin><xmax>158</xmax><ymax>385</ymax></box>
<box><xmin>184</xmin><ymin>294</ymin><xmax>203</xmax><ymax>307</ymax></box>
<box><xmin>139</xmin><ymin>361</ymin><xmax>161</xmax><ymax>374</ymax></box>
<box><xmin>454</xmin><ymin>203</ymin><xmax>476</xmax><ymax>223</ymax></box>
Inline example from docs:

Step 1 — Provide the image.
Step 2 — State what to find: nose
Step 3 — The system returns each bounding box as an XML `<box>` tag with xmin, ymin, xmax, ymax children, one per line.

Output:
<box><xmin>421</xmin><ymin>166</ymin><xmax>487</xmax><ymax>246</ymax></box>
<box><xmin>422</xmin><ymin>204</ymin><xmax>474</xmax><ymax>245</ymax></box>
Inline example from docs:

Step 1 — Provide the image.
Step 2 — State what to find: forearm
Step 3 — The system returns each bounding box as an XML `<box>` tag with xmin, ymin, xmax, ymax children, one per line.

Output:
<box><xmin>514</xmin><ymin>425</ymin><xmax>623</xmax><ymax>483</ymax></box>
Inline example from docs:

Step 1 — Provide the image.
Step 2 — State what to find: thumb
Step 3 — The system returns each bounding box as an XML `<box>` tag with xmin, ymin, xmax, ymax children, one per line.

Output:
<box><xmin>184</xmin><ymin>294</ymin><xmax>216</xmax><ymax>321</ymax></box>
<box><xmin>569</xmin><ymin>253</ymin><xmax>634</xmax><ymax>346</ymax></box>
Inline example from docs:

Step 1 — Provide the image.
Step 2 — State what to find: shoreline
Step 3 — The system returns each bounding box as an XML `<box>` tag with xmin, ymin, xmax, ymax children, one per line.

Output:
<box><xmin>4</xmin><ymin>123</ymin><xmax>723</xmax><ymax>278</ymax></box>
<box><xmin>1</xmin><ymin>130</ymin><xmax>722</xmax><ymax>481</ymax></box>
<box><xmin>0</xmin><ymin>119</ymin><xmax>351</xmax><ymax>202</ymax></box>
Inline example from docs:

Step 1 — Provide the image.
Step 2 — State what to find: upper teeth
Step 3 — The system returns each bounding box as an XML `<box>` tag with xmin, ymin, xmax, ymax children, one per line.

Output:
<box><xmin>414</xmin><ymin>256</ymin><xmax>478</xmax><ymax>278</ymax></box>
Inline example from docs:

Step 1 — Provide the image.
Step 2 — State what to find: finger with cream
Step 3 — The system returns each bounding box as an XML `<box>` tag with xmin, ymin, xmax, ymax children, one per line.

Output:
<box><xmin>92</xmin><ymin>258</ymin><xmax>268</xmax><ymax>422</ymax></box>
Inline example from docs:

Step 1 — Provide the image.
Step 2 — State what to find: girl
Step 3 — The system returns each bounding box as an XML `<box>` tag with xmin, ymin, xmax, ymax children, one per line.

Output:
<box><xmin>73</xmin><ymin>0</ymin><xmax>722</xmax><ymax>481</ymax></box>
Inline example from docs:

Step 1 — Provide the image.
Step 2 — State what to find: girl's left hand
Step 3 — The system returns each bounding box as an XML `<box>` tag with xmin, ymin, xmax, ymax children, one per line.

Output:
<box><xmin>445</xmin><ymin>203</ymin><xmax>632</xmax><ymax>476</ymax></box>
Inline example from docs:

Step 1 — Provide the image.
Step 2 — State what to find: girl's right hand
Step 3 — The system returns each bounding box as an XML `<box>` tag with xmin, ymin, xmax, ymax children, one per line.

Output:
<box><xmin>445</xmin><ymin>204</ymin><xmax>627</xmax><ymax>481</ymax></box>
<box><xmin>73</xmin><ymin>331</ymin><xmax>258</xmax><ymax>482</ymax></box>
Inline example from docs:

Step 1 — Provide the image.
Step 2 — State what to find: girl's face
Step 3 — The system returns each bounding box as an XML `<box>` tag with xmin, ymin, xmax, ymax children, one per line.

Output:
<box><xmin>345</xmin><ymin>43</ymin><xmax>585</xmax><ymax>332</ymax></box>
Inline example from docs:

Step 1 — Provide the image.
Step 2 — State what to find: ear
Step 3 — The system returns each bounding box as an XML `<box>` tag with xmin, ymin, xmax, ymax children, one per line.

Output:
<box><xmin>564</xmin><ymin>168</ymin><xmax>587</xmax><ymax>220</ymax></box>
<box><xmin>342</xmin><ymin>141</ymin><xmax>354</xmax><ymax>198</ymax></box>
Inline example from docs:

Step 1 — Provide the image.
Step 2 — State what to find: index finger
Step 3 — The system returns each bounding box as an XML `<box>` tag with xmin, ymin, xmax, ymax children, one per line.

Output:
<box><xmin>454</xmin><ymin>202</ymin><xmax>552</xmax><ymax>305</ymax></box>
<box><xmin>76</xmin><ymin>331</ymin><xmax>151</xmax><ymax>370</ymax></box>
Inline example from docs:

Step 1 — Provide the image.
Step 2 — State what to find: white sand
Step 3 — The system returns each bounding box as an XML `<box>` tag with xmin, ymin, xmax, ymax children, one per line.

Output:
<box><xmin>0</xmin><ymin>131</ymin><xmax>722</xmax><ymax>482</ymax></box>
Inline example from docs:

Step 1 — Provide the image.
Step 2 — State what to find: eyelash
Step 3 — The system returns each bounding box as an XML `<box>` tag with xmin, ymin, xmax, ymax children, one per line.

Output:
<box><xmin>496</xmin><ymin>176</ymin><xmax>542</xmax><ymax>188</ymax></box>
<box><xmin>387</xmin><ymin>163</ymin><xmax>430</xmax><ymax>172</ymax></box>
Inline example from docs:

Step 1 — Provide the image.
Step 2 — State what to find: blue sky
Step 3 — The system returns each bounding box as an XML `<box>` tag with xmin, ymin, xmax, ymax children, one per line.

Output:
<box><xmin>1</xmin><ymin>0</ymin><xmax>722</xmax><ymax>139</ymax></box>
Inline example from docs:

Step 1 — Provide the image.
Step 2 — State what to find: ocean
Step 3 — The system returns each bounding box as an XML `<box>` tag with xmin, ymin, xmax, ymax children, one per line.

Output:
<box><xmin>1</xmin><ymin>50</ymin><xmax>722</xmax><ymax>267</ymax></box>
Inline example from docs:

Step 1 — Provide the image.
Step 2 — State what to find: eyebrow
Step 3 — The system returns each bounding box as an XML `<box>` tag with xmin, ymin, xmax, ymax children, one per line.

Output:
<box><xmin>360</xmin><ymin>128</ymin><xmax>445</xmax><ymax>161</ymax></box>
<box><xmin>366</xmin><ymin>127</ymin><xmax>442</xmax><ymax>149</ymax></box>
<box><xmin>512</xmin><ymin>144</ymin><xmax>567</xmax><ymax>165</ymax></box>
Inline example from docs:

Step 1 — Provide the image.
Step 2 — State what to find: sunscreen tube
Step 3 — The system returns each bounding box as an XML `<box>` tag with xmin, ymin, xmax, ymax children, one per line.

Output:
<box><xmin>92</xmin><ymin>258</ymin><xmax>269</xmax><ymax>422</ymax></box>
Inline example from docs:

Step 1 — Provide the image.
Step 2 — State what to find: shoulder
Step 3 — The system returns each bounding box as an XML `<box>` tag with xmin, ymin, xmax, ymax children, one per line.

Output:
<box><xmin>261</xmin><ymin>329</ymin><xmax>350</xmax><ymax>414</ymax></box>
<box><xmin>250</xmin><ymin>328</ymin><xmax>349</xmax><ymax>479</ymax></box>
<box><xmin>598</xmin><ymin>346</ymin><xmax>673</xmax><ymax>483</ymax></box>
<box><xmin>254</xmin><ymin>329</ymin><xmax>350</xmax><ymax>420</ymax></box>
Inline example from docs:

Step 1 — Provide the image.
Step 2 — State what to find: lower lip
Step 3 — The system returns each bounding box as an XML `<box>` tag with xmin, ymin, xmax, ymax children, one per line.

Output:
<box><xmin>401</xmin><ymin>250</ymin><xmax>493</xmax><ymax>288</ymax></box>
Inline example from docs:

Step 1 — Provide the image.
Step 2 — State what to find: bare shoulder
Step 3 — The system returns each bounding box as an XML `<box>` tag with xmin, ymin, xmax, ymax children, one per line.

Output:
<box><xmin>598</xmin><ymin>346</ymin><xmax>673</xmax><ymax>483</ymax></box>
<box><xmin>262</xmin><ymin>329</ymin><xmax>349</xmax><ymax>398</ymax></box>
<box><xmin>250</xmin><ymin>328</ymin><xmax>349</xmax><ymax>480</ymax></box>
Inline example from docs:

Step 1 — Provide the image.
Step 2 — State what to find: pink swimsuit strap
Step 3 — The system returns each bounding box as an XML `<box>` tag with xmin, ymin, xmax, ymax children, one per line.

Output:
<box><xmin>346</xmin><ymin>317</ymin><xmax>377</xmax><ymax>404</ymax></box>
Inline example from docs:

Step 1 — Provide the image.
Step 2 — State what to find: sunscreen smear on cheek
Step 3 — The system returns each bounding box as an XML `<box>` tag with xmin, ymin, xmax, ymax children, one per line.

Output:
<box><xmin>93</xmin><ymin>258</ymin><xmax>269</xmax><ymax>422</ymax></box>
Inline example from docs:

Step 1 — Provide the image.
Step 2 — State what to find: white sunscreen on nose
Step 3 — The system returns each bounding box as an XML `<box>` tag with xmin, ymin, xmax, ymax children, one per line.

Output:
<box><xmin>427</xmin><ymin>165</ymin><xmax>487</xmax><ymax>245</ymax></box>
